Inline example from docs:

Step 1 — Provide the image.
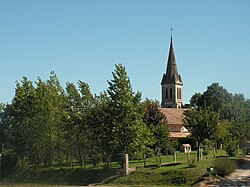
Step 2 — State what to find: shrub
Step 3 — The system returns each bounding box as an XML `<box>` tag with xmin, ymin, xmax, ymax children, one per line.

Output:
<box><xmin>1</xmin><ymin>152</ymin><xmax>17</xmax><ymax>174</ymax></box>
<box><xmin>112</xmin><ymin>170</ymin><xmax>189</xmax><ymax>185</ymax></box>
<box><xmin>225</xmin><ymin>140</ymin><xmax>238</xmax><ymax>157</ymax></box>
<box><xmin>212</xmin><ymin>157</ymin><xmax>237</xmax><ymax>176</ymax></box>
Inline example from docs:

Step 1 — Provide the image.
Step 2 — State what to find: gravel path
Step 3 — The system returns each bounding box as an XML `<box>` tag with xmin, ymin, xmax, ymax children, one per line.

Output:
<box><xmin>201</xmin><ymin>155</ymin><xmax>250</xmax><ymax>187</ymax></box>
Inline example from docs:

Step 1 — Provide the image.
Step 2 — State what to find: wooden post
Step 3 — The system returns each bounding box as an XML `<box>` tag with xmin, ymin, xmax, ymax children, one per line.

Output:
<box><xmin>213</xmin><ymin>147</ymin><xmax>216</xmax><ymax>158</ymax></box>
<box><xmin>187</xmin><ymin>152</ymin><xmax>190</xmax><ymax>162</ymax></box>
<box><xmin>220</xmin><ymin>144</ymin><xmax>223</xmax><ymax>150</ymax></box>
<box><xmin>173</xmin><ymin>151</ymin><xmax>177</xmax><ymax>163</ymax></box>
<box><xmin>124</xmin><ymin>154</ymin><xmax>129</xmax><ymax>176</ymax></box>
<box><xmin>200</xmin><ymin>148</ymin><xmax>203</xmax><ymax>160</ymax></box>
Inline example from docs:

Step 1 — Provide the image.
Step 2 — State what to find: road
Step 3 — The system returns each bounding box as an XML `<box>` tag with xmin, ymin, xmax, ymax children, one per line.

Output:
<box><xmin>201</xmin><ymin>155</ymin><xmax>250</xmax><ymax>187</ymax></box>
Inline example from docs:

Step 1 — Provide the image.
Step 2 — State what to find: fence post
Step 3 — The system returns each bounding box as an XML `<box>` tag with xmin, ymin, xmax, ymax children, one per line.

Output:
<box><xmin>173</xmin><ymin>151</ymin><xmax>177</xmax><ymax>163</ymax></box>
<box><xmin>124</xmin><ymin>154</ymin><xmax>129</xmax><ymax>176</ymax></box>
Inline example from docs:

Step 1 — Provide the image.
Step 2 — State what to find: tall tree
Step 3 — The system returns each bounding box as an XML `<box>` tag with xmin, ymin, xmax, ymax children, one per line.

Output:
<box><xmin>183</xmin><ymin>108</ymin><xmax>219</xmax><ymax>161</ymax></box>
<box><xmin>107</xmin><ymin>64</ymin><xmax>152</xmax><ymax>160</ymax></box>
<box><xmin>33</xmin><ymin>72</ymin><xmax>66</xmax><ymax>166</ymax></box>
<box><xmin>0</xmin><ymin>103</ymin><xmax>6</xmax><ymax>147</ymax></box>
<box><xmin>6</xmin><ymin>77</ymin><xmax>36</xmax><ymax>163</ymax></box>
<box><xmin>65</xmin><ymin>81</ymin><xmax>94</xmax><ymax>167</ymax></box>
<box><xmin>88</xmin><ymin>91</ymin><xmax>113</xmax><ymax>167</ymax></box>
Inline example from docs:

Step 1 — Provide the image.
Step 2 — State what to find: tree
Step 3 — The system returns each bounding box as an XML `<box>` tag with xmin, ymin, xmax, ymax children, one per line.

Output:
<box><xmin>33</xmin><ymin>72</ymin><xmax>66</xmax><ymax>166</ymax></box>
<box><xmin>142</xmin><ymin>99</ymin><xmax>166</xmax><ymax>126</ymax></box>
<box><xmin>183</xmin><ymin>108</ymin><xmax>219</xmax><ymax>161</ymax></box>
<box><xmin>152</xmin><ymin>124</ymin><xmax>169</xmax><ymax>165</ymax></box>
<box><xmin>65</xmin><ymin>81</ymin><xmax>94</xmax><ymax>167</ymax></box>
<box><xmin>142</xmin><ymin>99</ymin><xmax>170</xmax><ymax>165</ymax></box>
<box><xmin>4</xmin><ymin>72</ymin><xmax>66</xmax><ymax>166</ymax></box>
<box><xmin>189</xmin><ymin>83</ymin><xmax>250</xmax><ymax>153</ymax></box>
<box><xmin>0</xmin><ymin>103</ymin><xmax>6</xmax><ymax>146</ymax></box>
<box><xmin>6</xmin><ymin>77</ymin><xmax>36</xmax><ymax>164</ymax></box>
<box><xmin>87</xmin><ymin>91</ymin><xmax>113</xmax><ymax>167</ymax></box>
<box><xmin>190</xmin><ymin>92</ymin><xmax>203</xmax><ymax>108</ymax></box>
<box><xmin>107</xmin><ymin>64</ymin><xmax>152</xmax><ymax>161</ymax></box>
<box><xmin>214</xmin><ymin>120</ymin><xmax>231</xmax><ymax>149</ymax></box>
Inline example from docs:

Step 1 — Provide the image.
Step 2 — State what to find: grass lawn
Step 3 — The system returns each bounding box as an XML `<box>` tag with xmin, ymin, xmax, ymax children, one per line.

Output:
<box><xmin>110</xmin><ymin>149</ymin><xmax>227</xmax><ymax>186</ymax></box>
<box><xmin>0</xmin><ymin>149</ymin><xmax>228</xmax><ymax>186</ymax></box>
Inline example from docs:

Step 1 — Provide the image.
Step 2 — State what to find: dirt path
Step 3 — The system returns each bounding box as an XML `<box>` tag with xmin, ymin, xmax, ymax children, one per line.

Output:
<box><xmin>201</xmin><ymin>155</ymin><xmax>250</xmax><ymax>187</ymax></box>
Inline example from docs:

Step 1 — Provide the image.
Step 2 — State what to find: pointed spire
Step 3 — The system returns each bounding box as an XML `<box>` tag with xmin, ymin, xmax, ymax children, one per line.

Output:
<box><xmin>163</xmin><ymin>36</ymin><xmax>182</xmax><ymax>84</ymax></box>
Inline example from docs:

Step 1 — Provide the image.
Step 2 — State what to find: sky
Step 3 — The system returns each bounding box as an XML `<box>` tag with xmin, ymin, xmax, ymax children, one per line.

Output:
<box><xmin>0</xmin><ymin>0</ymin><xmax>250</xmax><ymax>104</ymax></box>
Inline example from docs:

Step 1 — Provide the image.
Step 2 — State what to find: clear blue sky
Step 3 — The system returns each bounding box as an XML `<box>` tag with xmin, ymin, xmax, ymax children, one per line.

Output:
<box><xmin>1</xmin><ymin>0</ymin><xmax>250</xmax><ymax>104</ymax></box>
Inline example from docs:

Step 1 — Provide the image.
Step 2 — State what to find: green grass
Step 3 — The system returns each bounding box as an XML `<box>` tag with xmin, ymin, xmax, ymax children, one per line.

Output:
<box><xmin>111</xmin><ymin>150</ymin><xmax>227</xmax><ymax>186</ymax></box>
<box><xmin>0</xmin><ymin>149</ymin><xmax>228</xmax><ymax>186</ymax></box>
<box><xmin>0</xmin><ymin>166</ymin><xmax>120</xmax><ymax>186</ymax></box>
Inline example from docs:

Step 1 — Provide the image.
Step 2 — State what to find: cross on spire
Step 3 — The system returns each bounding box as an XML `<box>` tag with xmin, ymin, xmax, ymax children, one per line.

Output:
<box><xmin>169</xmin><ymin>26</ymin><xmax>174</xmax><ymax>37</ymax></box>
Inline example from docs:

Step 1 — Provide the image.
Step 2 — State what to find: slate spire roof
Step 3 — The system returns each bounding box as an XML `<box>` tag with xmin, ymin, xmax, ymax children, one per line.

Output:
<box><xmin>161</xmin><ymin>36</ymin><xmax>183</xmax><ymax>85</ymax></box>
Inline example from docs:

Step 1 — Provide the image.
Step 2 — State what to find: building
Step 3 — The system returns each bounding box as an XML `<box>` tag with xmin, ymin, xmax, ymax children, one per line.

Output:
<box><xmin>160</xmin><ymin>108</ymin><xmax>190</xmax><ymax>139</ymax></box>
<box><xmin>161</xmin><ymin>36</ymin><xmax>183</xmax><ymax>109</ymax></box>
<box><xmin>161</xmin><ymin>35</ymin><xmax>189</xmax><ymax>139</ymax></box>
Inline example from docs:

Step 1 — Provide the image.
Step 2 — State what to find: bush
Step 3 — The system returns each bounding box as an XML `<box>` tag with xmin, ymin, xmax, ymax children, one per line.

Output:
<box><xmin>225</xmin><ymin>140</ymin><xmax>238</xmax><ymax>157</ymax></box>
<box><xmin>112</xmin><ymin>170</ymin><xmax>188</xmax><ymax>185</ymax></box>
<box><xmin>1</xmin><ymin>152</ymin><xmax>17</xmax><ymax>174</ymax></box>
<box><xmin>212</xmin><ymin>157</ymin><xmax>237</xmax><ymax>176</ymax></box>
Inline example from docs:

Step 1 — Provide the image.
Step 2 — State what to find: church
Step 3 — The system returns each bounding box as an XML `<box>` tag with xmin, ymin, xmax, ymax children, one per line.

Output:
<box><xmin>160</xmin><ymin>35</ymin><xmax>190</xmax><ymax>139</ymax></box>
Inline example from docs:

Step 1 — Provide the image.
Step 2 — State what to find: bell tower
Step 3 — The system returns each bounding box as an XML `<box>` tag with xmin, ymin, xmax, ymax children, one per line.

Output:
<box><xmin>161</xmin><ymin>36</ymin><xmax>183</xmax><ymax>108</ymax></box>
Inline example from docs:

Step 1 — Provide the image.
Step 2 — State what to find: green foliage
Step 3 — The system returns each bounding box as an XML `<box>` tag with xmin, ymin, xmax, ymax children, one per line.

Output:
<box><xmin>190</xmin><ymin>83</ymin><xmax>250</xmax><ymax>149</ymax></box>
<box><xmin>142</xmin><ymin>99</ymin><xmax>171</xmax><ymax>163</ymax></box>
<box><xmin>142</xmin><ymin>99</ymin><xmax>166</xmax><ymax>127</ymax></box>
<box><xmin>0</xmin><ymin>150</ymin><xmax>17</xmax><ymax>174</ymax></box>
<box><xmin>107</xmin><ymin>64</ymin><xmax>153</xmax><ymax>159</ymax></box>
<box><xmin>1</xmin><ymin>65</ymin><xmax>160</xmax><ymax>169</ymax></box>
<box><xmin>190</xmin><ymin>83</ymin><xmax>249</xmax><ymax>121</ymax></box>
<box><xmin>225</xmin><ymin>140</ymin><xmax>238</xmax><ymax>157</ymax></box>
<box><xmin>112</xmin><ymin>170</ymin><xmax>188</xmax><ymax>185</ymax></box>
<box><xmin>212</xmin><ymin>157</ymin><xmax>237</xmax><ymax>176</ymax></box>
<box><xmin>183</xmin><ymin>108</ymin><xmax>219</xmax><ymax>161</ymax></box>
<box><xmin>65</xmin><ymin>81</ymin><xmax>94</xmax><ymax>167</ymax></box>
<box><xmin>0</xmin><ymin>166</ymin><xmax>119</xmax><ymax>186</ymax></box>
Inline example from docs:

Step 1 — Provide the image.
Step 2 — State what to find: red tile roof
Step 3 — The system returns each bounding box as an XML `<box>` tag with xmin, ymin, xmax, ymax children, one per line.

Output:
<box><xmin>160</xmin><ymin>108</ymin><xmax>190</xmax><ymax>139</ymax></box>
<box><xmin>160</xmin><ymin>108</ymin><xmax>186</xmax><ymax>125</ymax></box>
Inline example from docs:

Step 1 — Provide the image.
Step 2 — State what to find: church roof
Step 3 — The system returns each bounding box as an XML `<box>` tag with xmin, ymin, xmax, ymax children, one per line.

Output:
<box><xmin>161</xmin><ymin>37</ymin><xmax>183</xmax><ymax>85</ymax></box>
<box><xmin>160</xmin><ymin>108</ymin><xmax>186</xmax><ymax>125</ymax></box>
<box><xmin>160</xmin><ymin>108</ymin><xmax>190</xmax><ymax>139</ymax></box>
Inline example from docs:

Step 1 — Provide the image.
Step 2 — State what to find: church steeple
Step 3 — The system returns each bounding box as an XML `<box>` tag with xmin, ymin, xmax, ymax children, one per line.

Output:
<box><xmin>161</xmin><ymin>36</ymin><xmax>183</xmax><ymax>108</ymax></box>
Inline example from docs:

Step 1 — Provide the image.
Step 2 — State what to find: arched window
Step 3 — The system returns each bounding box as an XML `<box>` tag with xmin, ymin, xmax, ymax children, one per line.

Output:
<box><xmin>170</xmin><ymin>88</ymin><xmax>173</xmax><ymax>99</ymax></box>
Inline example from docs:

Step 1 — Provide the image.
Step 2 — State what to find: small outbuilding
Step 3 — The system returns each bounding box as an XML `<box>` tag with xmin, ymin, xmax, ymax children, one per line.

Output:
<box><xmin>181</xmin><ymin>144</ymin><xmax>191</xmax><ymax>153</ymax></box>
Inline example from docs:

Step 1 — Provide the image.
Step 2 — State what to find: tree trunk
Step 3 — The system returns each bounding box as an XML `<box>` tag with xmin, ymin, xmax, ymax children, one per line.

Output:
<box><xmin>107</xmin><ymin>156</ymin><xmax>111</xmax><ymax>168</ymax></box>
<box><xmin>197</xmin><ymin>142</ymin><xmax>200</xmax><ymax>162</ymax></box>
<box><xmin>143</xmin><ymin>157</ymin><xmax>146</xmax><ymax>168</ymax></box>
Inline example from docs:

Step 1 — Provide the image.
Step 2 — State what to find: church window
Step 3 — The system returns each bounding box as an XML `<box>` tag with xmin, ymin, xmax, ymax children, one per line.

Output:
<box><xmin>166</xmin><ymin>88</ymin><xmax>168</xmax><ymax>99</ymax></box>
<box><xmin>177</xmin><ymin>88</ymin><xmax>182</xmax><ymax>99</ymax></box>
<box><xmin>170</xmin><ymin>88</ymin><xmax>173</xmax><ymax>99</ymax></box>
